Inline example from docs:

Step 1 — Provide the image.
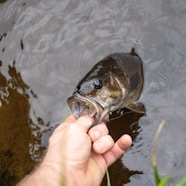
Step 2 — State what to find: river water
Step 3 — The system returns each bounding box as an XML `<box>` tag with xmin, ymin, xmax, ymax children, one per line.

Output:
<box><xmin>0</xmin><ymin>0</ymin><xmax>186</xmax><ymax>185</ymax></box>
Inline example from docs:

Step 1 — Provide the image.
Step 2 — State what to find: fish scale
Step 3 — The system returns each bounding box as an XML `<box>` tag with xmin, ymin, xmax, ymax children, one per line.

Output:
<box><xmin>67</xmin><ymin>48</ymin><xmax>145</xmax><ymax>127</ymax></box>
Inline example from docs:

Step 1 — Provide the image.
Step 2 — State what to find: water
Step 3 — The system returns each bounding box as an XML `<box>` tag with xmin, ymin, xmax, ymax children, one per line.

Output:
<box><xmin>0</xmin><ymin>0</ymin><xmax>186</xmax><ymax>185</ymax></box>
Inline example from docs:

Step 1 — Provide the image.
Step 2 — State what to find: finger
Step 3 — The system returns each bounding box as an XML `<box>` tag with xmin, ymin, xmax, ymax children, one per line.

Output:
<box><xmin>103</xmin><ymin>134</ymin><xmax>132</xmax><ymax>166</ymax></box>
<box><xmin>93</xmin><ymin>135</ymin><xmax>114</xmax><ymax>154</ymax></box>
<box><xmin>65</xmin><ymin>115</ymin><xmax>77</xmax><ymax>124</ymax></box>
<box><xmin>88</xmin><ymin>123</ymin><xmax>109</xmax><ymax>142</ymax></box>
<box><xmin>52</xmin><ymin>115</ymin><xmax>77</xmax><ymax>134</ymax></box>
<box><xmin>75</xmin><ymin>115</ymin><xmax>94</xmax><ymax>132</ymax></box>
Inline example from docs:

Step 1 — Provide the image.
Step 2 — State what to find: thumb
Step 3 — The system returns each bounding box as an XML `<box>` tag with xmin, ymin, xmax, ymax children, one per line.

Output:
<box><xmin>75</xmin><ymin>115</ymin><xmax>94</xmax><ymax>132</ymax></box>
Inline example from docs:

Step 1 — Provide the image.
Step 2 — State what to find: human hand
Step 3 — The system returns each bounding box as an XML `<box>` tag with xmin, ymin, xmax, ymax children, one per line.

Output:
<box><xmin>45</xmin><ymin>114</ymin><xmax>132</xmax><ymax>186</ymax></box>
<box><xmin>17</xmin><ymin>115</ymin><xmax>132</xmax><ymax>186</ymax></box>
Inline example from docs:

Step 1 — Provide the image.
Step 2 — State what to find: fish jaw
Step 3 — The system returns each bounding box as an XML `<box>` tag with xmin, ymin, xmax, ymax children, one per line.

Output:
<box><xmin>67</xmin><ymin>93</ymin><xmax>106</xmax><ymax>123</ymax></box>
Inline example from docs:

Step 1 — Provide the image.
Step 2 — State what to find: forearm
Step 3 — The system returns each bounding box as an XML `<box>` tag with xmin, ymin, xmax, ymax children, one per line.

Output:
<box><xmin>16</xmin><ymin>161</ymin><xmax>66</xmax><ymax>186</ymax></box>
<box><xmin>16</xmin><ymin>163</ymin><xmax>92</xmax><ymax>186</ymax></box>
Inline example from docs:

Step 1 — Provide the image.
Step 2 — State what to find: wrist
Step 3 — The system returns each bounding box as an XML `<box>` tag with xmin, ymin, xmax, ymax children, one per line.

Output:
<box><xmin>17</xmin><ymin>163</ymin><xmax>63</xmax><ymax>186</ymax></box>
<box><xmin>67</xmin><ymin>161</ymin><xmax>103</xmax><ymax>186</ymax></box>
<box><xmin>17</xmin><ymin>156</ymin><xmax>66</xmax><ymax>186</ymax></box>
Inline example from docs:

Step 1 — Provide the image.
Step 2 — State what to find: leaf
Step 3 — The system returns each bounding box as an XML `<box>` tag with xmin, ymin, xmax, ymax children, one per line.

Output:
<box><xmin>158</xmin><ymin>176</ymin><xmax>170</xmax><ymax>186</ymax></box>
<box><xmin>152</xmin><ymin>121</ymin><xmax>166</xmax><ymax>185</ymax></box>
<box><xmin>176</xmin><ymin>176</ymin><xmax>186</xmax><ymax>186</ymax></box>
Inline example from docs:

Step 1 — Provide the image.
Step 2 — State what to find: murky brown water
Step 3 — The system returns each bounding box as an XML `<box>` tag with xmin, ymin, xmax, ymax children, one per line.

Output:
<box><xmin>1</xmin><ymin>0</ymin><xmax>186</xmax><ymax>185</ymax></box>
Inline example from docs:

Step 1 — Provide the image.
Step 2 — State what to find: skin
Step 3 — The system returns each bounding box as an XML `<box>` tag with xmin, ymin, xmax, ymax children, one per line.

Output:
<box><xmin>17</xmin><ymin>115</ymin><xmax>132</xmax><ymax>186</ymax></box>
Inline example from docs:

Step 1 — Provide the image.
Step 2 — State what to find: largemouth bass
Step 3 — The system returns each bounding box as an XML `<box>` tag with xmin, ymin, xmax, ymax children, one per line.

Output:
<box><xmin>67</xmin><ymin>48</ymin><xmax>145</xmax><ymax>126</ymax></box>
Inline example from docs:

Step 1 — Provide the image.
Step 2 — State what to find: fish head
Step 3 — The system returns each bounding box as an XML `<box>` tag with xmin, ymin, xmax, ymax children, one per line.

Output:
<box><xmin>67</xmin><ymin>74</ymin><xmax>126</xmax><ymax>124</ymax></box>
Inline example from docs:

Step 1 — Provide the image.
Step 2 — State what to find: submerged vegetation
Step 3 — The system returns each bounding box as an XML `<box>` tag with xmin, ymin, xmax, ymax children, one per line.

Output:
<box><xmin>152</xmin><ymin>121</ymin><xmax>186</xmax><ymax>186</ymax></box>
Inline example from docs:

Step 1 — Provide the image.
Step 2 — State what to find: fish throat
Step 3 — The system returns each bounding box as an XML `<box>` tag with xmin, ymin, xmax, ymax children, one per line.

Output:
<box><xmin>67</xmin><ymin>93</ymin><xmax>105</xmax><ymax>120</ymax></box>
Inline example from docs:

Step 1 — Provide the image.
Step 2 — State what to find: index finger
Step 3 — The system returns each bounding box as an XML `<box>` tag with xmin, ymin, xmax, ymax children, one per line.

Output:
<box><xmin>75</xmin><ymin>115</ymin><xmax>94</xmax><ymax>132</ymax></box>
<box><xmin>65</xmin><ymin>115</ymin><xmax>77</xmax><ymax>124</ymax></box>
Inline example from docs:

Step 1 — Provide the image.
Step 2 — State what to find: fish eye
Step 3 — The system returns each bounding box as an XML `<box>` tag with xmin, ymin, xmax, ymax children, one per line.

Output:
<box><xmin>93</xmin><ymin>79</ymin><xmax>103</xmax><ymax>89</ymax></box>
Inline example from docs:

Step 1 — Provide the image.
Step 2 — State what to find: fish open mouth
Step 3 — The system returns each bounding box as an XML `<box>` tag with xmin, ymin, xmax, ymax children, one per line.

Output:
<box><xmin>67</xmin><ymin>93</ymin><xmax>104</xmax><ymax>119</ymax></box>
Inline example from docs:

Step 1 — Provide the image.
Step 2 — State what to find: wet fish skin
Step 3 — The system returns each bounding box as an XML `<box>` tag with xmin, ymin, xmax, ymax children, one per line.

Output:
<box><xmin>67</xmin><ymin>48</ymin><xmax>145</xmax><ymax>126</ymax></box>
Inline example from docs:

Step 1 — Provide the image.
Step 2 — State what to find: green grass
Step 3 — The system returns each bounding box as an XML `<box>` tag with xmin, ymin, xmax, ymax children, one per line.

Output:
<box><xmin>152</xmin><ymin>121</ymin><xmax>186</xmax><ymax>186</ymax></box>
<box><xmin>106</xmin><ymin>168</ymin><xmax>111</xmax><ymax>186</ymax></box>
<box><xmin>106</xmin><ymin>120</ymin><xmax>186</xmax><ymax>186</ymax></box>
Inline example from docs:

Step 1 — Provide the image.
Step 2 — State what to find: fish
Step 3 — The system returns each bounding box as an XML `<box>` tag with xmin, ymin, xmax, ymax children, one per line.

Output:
<box><xmin>67</xmin><ymin>48</ymin><xmax>145</xmax><ymax>127</ymax></box>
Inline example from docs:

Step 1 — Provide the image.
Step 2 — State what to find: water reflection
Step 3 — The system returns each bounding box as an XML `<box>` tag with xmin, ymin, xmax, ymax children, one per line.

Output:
<box><xmin>102</xmin><ymin>160</ymin><xmax>143</xmax><ymax>186</ymax></box>
<box><xmin>0</xmin><ymin>0</ymin><xmax>7</xmax><ymax>4</ymax></box>
<box><xmin>1</xmin><ymin>0</ymin><xmax>186</xmax><ymax>185</ymax></box>
<box><xmin>0</xmin><ymin>61</ymin><xmax>45</xmax><ymax>185</ymax></box>
<box><xmin>0</xmin><ymin>33</ymin><xmax>7</xmax><ymax>41</ymax></box>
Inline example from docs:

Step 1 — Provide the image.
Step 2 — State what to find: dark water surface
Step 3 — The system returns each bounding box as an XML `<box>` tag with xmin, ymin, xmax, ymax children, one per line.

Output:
<box><xmin>1</xmin><ymin>0</ymin><xmax>186</xmax><ymax>185</ymax></box>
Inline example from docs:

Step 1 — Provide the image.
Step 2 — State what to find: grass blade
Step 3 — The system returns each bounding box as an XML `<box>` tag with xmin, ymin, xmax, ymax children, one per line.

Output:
<box><xmin>176</xmin><ymin>176</ymin><xmax>186</xmax><ymax>186</ymax></box>
<box><xmin>158</xmin><ymin>176</ymin><xmax>170</xmax><ymax>186</ymax></box>
<box><xmin>106</xmin><ymin>168</ymin><xmax>111</xmax><ymax>186</ymax></box>
<box><xmin>152</xmin><ymin>120</ymin><xmax>166</xmax><ymax>185</ymax></box>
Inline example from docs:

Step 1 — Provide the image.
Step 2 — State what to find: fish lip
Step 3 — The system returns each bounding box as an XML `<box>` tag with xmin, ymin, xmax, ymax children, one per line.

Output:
<box><xmin>67</xmin><ymin>93</ymin><xmax>103</xmax><ymax>118</ymax></box>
